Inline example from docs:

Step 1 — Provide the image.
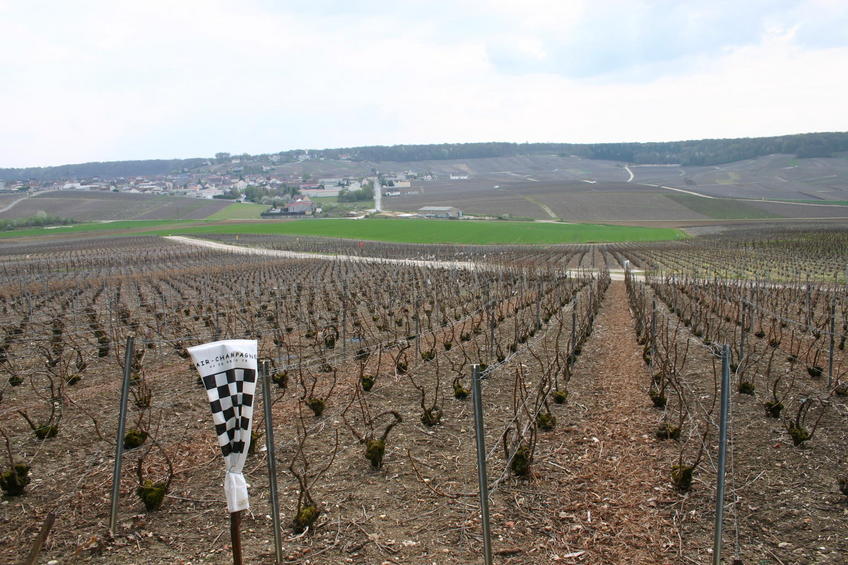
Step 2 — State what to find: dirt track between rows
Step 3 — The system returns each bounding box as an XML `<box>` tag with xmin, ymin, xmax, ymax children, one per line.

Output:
<box><xmin>548</xmin><ymin>281</ymin><xmax>677</xmax><ymax>563</ymax></box>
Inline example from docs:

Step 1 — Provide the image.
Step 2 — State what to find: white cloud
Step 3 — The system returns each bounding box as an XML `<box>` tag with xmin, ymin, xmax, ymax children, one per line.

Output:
<box><xmin>0</xmin><ymin>0</ymin><xmax>846</xmax><ymax>167</ymax></box>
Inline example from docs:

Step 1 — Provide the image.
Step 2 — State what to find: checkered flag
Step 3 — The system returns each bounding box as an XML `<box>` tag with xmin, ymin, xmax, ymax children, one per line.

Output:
<box><xmin>187</xmin><ymin>339</ymin><xmax>258</xmax><ymax>513</ymax></box>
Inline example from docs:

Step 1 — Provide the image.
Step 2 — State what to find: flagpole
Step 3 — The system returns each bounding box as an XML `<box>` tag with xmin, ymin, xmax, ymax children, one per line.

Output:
<box><xmin>230</xmin><ymin>510</ymin><xmax>243</xmax><ymax>565</ymax></box>
<box><xmin>187</xmin><ymin>339</ymin><xmax>257</xmax><ymax>565</ymax></box>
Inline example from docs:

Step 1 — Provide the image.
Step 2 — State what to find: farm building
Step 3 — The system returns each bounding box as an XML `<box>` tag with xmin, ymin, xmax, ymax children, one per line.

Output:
<box><xmin>318</xmin><ymin>178</ymin><xmax>344</xmax><ymax>187</ymax></box>
<box><xmin>418</xmin><ymin>206</ymin><xmax>462</xmax><ymax>219</ymax></box>
<box><xmin>261</xmin><ymin>197</ymin><xmax>315</xmax><ymax>217</ymax></box>
<box><xmin>286</xmin><ymin>197</ymin><xmax>315</xmax><ymax>215</ymax></box>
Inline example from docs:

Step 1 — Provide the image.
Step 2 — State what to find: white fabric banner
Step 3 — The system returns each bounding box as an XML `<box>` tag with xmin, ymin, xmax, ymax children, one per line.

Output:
<box><xmin>187</xmin><ymin>339</ymin><xmax>258</xmax><ymax>513</ymax></box>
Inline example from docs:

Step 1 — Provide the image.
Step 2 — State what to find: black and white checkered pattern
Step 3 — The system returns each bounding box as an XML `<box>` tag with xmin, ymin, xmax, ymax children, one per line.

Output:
<box><xmin>187</xmin><ymin>339</ymin><xmax>257</xmax><ymax>512</ymax></box>
<box><xmin>202</xmin><ymin>368</ymin><xmax>256</xmax><ymax>458</ymax></box>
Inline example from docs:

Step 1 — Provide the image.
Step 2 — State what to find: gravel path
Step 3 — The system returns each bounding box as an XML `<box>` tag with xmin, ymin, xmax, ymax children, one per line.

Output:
<box><xmin>164</xmin><ymin>235</ymin><xmax>478</xmax><ymax>271</ymax></box>
<box><xmin>165</xmin><ymin>235</ymin><xmax>644</xmax><ymax>280</ymax></box>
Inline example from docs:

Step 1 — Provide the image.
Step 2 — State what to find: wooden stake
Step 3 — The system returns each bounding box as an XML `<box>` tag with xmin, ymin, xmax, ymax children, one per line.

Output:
<box><xmin>20</xmin><ymin>512</ymin><xmax>55</xmax><ymax>565</ymax></box>
<box><xmin>230</xmin><ymin>510</ymin><xmax>243</xmax><ymax>565</ymax></box>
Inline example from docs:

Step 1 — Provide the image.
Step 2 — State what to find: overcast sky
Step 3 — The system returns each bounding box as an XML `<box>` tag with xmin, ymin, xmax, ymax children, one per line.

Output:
<box><xmin>2</xmin><ymin>0</ymin><xmax>847</xmax><ymax>167</ymax></box>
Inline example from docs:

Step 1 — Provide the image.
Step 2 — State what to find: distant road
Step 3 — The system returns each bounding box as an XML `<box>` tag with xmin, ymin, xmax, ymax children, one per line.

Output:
<box><xmin>0</xmin><ymin>195</ymin><xmax>29</xmax><ymax>214</ymax></box>
<box><xmin>165</xmin><ymin>235</ymin><xmax>479</xmax><ymax>271</ymax></box>
<box><xmin>639</xmin><ymin>183</ymin><xmax>714</xmax><ymax>199</ymax></box>
<box><xmin>373</xmin><ymin>176</ymin><xmax>382</xmax><ymax>212</ymax></box>
<box><xmin>523</xmin><ymin>196</ymin><xmax>557</xmax><ymax>219</ymax></box>
<box><xmin>165</xmin><ymin>235</ymin><xmax>624</xmax><ymax>279</ymax></box>
<box><xmin>0</xmin><ymin>190</ymin><xmax>55</xmax><ymax>214</ymax></box>
<box><xmin>660</xmin><ymin>185</ymin><xmax>714</xmax><ymax>199</ymax></box>
<box><xmin>756</xmin><ymin>199</ymin><xmax>848</xmax><ymax>208</ymax></box>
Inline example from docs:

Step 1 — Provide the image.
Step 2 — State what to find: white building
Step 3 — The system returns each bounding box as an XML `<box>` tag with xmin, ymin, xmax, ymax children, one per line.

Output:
<box><xmin>418</xmin><ymin>206</ymin><xmax>462</xmax><ymax>219</ymax></box>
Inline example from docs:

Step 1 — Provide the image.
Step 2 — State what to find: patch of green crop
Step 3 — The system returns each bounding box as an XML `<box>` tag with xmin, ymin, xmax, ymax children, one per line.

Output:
<box><xmin>206</xmin><ymin>203</ymin><xmax>268</xmax><ymax>220</ymax></box>
<box><xmin>142</xmin><ymin>218</ymin><xmax>685</xmax><ymax>244</ymax></box>
<box><xmin>665</xmin><ymin>194</ymin><xmax>781</xmax><ymax>219</ymax></box>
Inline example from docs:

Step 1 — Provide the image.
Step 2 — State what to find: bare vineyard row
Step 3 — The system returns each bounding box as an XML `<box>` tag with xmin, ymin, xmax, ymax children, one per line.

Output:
<box><xmin>625</xmin><ymin>268</ymin><xmax>848</xmax><ymax>561</ymax></box>
<box><xmin>3</xmin><ymin>225</ymin><xmax>847</xmax><ymax>288</ymax></box>
<box><xmin>0</xmin><ymin>229</ymin><xmax>847</xmax><ymax>563</ymax></box>
<box><xmin>0</xmin><ymin>235</ymin><xmax>614</xmax><ymax>562</ymax></box>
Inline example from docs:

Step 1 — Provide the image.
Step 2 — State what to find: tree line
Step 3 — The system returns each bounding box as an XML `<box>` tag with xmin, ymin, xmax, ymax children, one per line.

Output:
<box><xmin>3</xmin><ymin>132</ymin><xmax>846</xmax><ymax>182</ymax></box>
<box><xmin>0</xmin><ymin>158</ymin><xmax>207</xmax><ymax>183</ymax></box>
<box><xmin>335</xmin><ymin>132</ymin><xmax>848</xmax><ymax>165</ymax></box>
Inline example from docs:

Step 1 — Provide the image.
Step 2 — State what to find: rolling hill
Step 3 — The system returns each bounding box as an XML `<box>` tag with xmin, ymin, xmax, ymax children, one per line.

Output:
<box><xmin>2</xmin><ymin>132</ymin><xmax>847</xmax><ymax>182</ymax></box>
<box><xmin>1</xmin><ymin>133</ymin><xmax>847</xmax><ymax>226</ymax></box>
<box><xmin>0</xmin><ymin>191</ymin><xmax>232</xmax><ymax>221</ymax></box>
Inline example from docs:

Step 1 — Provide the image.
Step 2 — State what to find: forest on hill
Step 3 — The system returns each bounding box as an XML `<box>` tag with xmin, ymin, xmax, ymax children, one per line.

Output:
<box><xmin>2</xmin><ymin>132</ymin><xmax>847</xmax><ymax>182</ymax></box>
<box><xmin>0</xmin><ymin>158</ymin><xmax>208</xmax><ymax>183</ymax></box>
<box><xmin>336</xmin><ymin>131</ymin><xmax>848</xmax><ymax>165</ymax></box>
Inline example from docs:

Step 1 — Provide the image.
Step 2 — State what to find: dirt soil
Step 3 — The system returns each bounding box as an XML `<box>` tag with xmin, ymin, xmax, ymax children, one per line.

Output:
<box><xmin>538</xmin><ymin>281</ymin><xmax>680</xmax><ymax>563</ymax></box>
<box><xmin>4</xmin><ymin>280</ymin><xmax>847</xmax><ymax>564</ymax></box>
<box><xmin>642</xmin><ymin>281</ymin><xmax>848</xmax><ymax>565</ymax></box>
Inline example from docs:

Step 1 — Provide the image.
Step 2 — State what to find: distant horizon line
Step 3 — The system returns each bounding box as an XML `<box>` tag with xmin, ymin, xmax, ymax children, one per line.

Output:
<box><xmin>2</xmin><ymin>129</ymin><xmax>847</xmax><ymax>170</ymax></box>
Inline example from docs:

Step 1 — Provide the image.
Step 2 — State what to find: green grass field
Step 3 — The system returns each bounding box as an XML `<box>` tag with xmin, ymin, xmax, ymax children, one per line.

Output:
<box><xmin>311</xmin><ymin>196</ymin><xmax>375</xmax><ymax>217</ymax></box>
<box><xmin>0</xmin><ymin>218</ymin><xmax>684</xmax><ymax>244</ymax></box>
<box><xmin>205</xmin><ymin>203</ymin><xmax>268</xmax><ymax>220</ymax></box>
<box><xmin>149</xmin><ymin>218</ymin><xmax>684</xmax><ymax>244</ymax></box>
